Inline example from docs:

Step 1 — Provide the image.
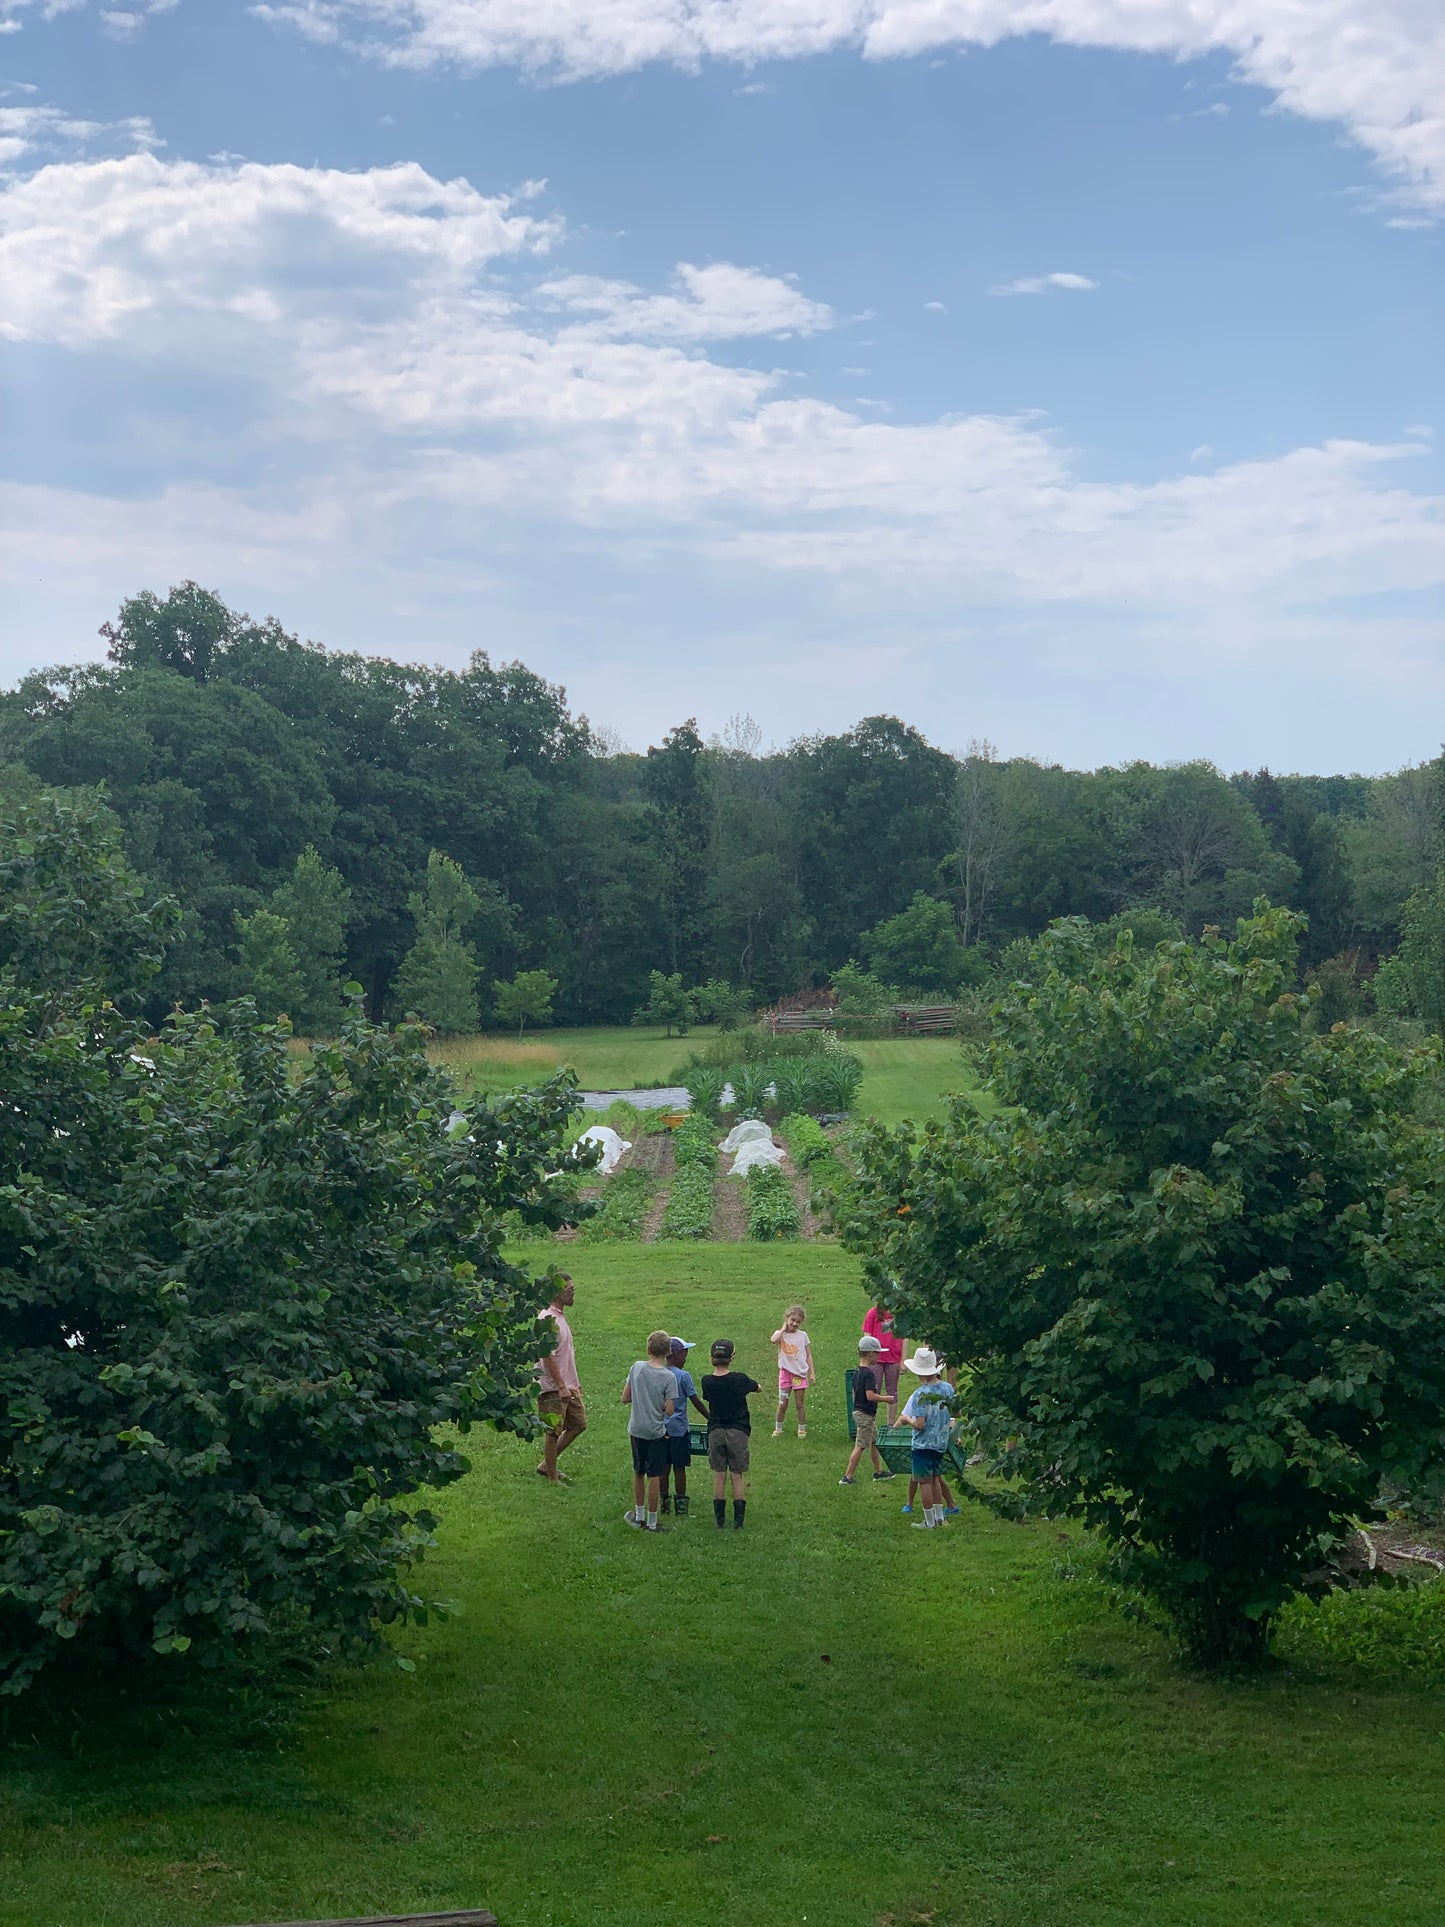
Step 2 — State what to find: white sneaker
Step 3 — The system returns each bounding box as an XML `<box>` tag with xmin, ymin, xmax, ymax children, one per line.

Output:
<box><xmin>772</xmin><ymin>1425</ymin><xmax>784</xmax><ymax>1438</ymax></box>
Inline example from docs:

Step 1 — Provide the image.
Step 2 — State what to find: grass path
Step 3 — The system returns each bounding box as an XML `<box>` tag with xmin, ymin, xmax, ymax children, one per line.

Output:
<box><xmin>4</xmin><ymin>1247</ymin><xmax>1441</xmax><ymax>1927</ymax></box>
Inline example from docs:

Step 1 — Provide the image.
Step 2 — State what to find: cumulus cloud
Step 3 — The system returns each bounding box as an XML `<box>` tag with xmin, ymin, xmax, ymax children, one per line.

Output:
<box><xmin>0</xmin><ymin>149</ymin><xmax>1439</xmax><ymax>677</ymax></box>
<box><xmin>990</xmin><ymin>270</ymin><xmax>1098</xmax><ymax>296</ymax></box>
<box><xmin>250</xmin><ymin>0</ymin><xmax>1445</xmax><ymax>215</ymax></box>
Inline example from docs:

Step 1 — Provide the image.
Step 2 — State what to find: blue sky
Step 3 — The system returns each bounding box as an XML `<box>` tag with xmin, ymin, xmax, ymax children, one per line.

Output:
<box><xmin>1</xmin><ymin>1</ymin><xmax>1441</xmax><ymax>771</ymax></box>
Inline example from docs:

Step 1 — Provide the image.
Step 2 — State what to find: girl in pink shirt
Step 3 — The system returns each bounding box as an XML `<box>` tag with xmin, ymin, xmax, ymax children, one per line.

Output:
<box><xmin>862</xmin><ymin>1304</ymin><xmax>903</xmax><ymax>1426</ymax></box>
<box><xmin>770</xmin><ymin>1303</ymin><xmax>813</xmax><ymax>1438</ymax></box>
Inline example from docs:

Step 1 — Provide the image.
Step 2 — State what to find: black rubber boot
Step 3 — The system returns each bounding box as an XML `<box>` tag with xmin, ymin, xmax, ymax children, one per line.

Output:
<box><xmin>674</xmin><ymin>1494</ymin><xmax>690</xmax><ymax>1517</ymax></box>
<box><xmin>713</xmin><ymin>1499</ymin><xmax>726</xmax><ymax>1528</ymax></box>
<box><xmin>659</xmin><ymin>1493</ymin><xmax>671</xmax><ymax>1514</ymax></box>
<box><xmin>732</xmin><ymin>1499</ymin><xmax>746</xmax><ymax>1530</ymax></box>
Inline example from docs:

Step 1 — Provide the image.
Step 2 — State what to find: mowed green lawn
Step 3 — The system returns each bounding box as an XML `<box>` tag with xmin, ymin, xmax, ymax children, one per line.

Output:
<box><xmin>433</xmin><ymin>1026</ymin><xmax>985</xmax><ymax>1126</ymax></box>
<box><xmin>4</xmin><ymin>1247</ymin><xmax>1442</xmax><ymax>1927</ymax></box>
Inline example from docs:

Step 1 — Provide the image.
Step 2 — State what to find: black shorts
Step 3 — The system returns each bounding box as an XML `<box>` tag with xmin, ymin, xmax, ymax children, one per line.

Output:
<box><xmin>630</xmin><ymin>1435</ymin><xmax>668</xmax><ymax>1477</ymax></box>
<box><xmin>663</xmin><ymin>1434</ymin><xmax>691</xmax><ymax>1469</ymax></box>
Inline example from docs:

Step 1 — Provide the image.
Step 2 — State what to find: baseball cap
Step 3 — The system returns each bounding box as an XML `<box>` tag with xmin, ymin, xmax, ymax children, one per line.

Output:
<box><xmin>858</xmin><ymin>1334</ymin><xmax>884</xmax><ymax>1353</ymax></box>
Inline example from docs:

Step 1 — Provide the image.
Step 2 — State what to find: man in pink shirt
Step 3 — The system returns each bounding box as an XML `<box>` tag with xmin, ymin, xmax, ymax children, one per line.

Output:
<box><xmin>862</xmin><ymin>1303</ymin><xmax>903</xmax><ymax>1427</ymax></box>
<box><xmin>537</xmin><ymin>1275</ymin><xmax>586</xmax><ymax>1483</ymax></box>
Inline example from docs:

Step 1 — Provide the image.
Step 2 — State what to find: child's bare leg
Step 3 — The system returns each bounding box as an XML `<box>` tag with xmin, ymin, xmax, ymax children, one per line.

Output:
<box><xmin>939</xmin><ymin>1474</ymin><xmax>956</xmax><ymax>1509</ymax></box>
<box><xmin>844</xmin><ymin>1440</ymin><xmax>865</xmax><ymax>1479</ymax></box>
<box><xmin>907</xmin><ymin>1478</ymin><xmax>919</xmax><ymax>1508</ymax></box>
<box><xmin>793</xmin><ymin>1388</ymin><xmax>807</xmax><ymax>1434</ymax></box>
<box><xmin>869</xmin><ymin>1442</ymin><xmax>885</xmax><ymax>1474</ymax></box>
<box><xmin>774</xmin><ymin>1395</ymin><xmax>789</xmax><ymax>1430</ymax></box>
<box><xmin>646</xmin><ymin>1473</ymin><xmax>661</xmax><ymax>1518</ymax></box>
<box><xmin>730</xmin><ymin>1470</ymin><xmax>745</xmax><ymax>1500</ymax></box>
<box><xmin>713</xmin><ymin>1468</ymin><xmax>726</xmax><ymax>1502</ymax></box>
<box><xmin>675</xmin><ymin>1465</ymin><xmax>687</xmax><ymax>1499</ymax></box>
<box><xmin>633</xmin><ymin>1471</ymin><xmax>647</xmax><ymax>1517</ymax></box>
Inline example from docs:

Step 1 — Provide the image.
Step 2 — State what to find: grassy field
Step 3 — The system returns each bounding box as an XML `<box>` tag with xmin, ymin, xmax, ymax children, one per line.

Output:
<box><xmin>433</xmin><ymin>1026</ymin><xmax>986</xmax><ymax>1127</ymax></box>
<box><xmin>5</xmin><ymin>1246</ymin><xmax>1442</xmax><ymax>1927</ymax></box>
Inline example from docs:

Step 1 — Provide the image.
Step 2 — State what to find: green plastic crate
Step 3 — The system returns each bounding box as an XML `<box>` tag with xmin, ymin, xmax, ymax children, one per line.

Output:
<box><xmin>844</xmin><ymin>1368</ymin><xmax>969</xmax><ymax>1476</ymax></box>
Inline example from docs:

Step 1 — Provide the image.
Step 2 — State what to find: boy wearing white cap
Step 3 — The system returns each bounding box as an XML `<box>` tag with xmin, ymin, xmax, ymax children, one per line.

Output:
<box><xmin>898</xmin><ymin>1347</ymin><xmax>957</xmax><ymax>1530</ymax></box>
<box><xmin>660</xmin><ymin>1337</ymin><xmax>708</xmax><ymax>1517</ymax></box>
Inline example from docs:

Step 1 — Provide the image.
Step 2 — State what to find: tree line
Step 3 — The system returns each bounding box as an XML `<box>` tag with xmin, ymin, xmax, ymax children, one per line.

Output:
<box><xmin>2</xmin><ymin>580</ymin><xmax>1442</xmax><ymax>1032</ymax></box>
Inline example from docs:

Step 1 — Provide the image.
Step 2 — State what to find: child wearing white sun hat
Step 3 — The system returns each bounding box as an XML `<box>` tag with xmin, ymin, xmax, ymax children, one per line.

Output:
<box><xmin>898</xmin><ymin>1347</ymin><xmax>956</xmax><ymax>1530</ymax></box>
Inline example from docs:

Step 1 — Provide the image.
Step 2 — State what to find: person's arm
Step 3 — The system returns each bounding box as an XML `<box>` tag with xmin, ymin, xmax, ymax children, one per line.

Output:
<box><xmin>621</xmin><ymin>1375</ymin><xmax>633</xmax><ymax>1405</ymax></box>
<box><xmin>862</xmin><ymin>1307</ymin><xmax>882</xmax><ymax>1341</ymax></box>
<box><xmin>689</xmin><ymin>1393</ymin><xmax>710</xmax><ymax>1419</ymax></box>
<box><xmin>805</xmin><ymin>1338</ymin><xmax>815</xmax><ymax>1385</ymax></box>
<box><xmin>769</xmin><ymin>1329</ymin><xmax>785</xmax><ymax>1346</ymax></box>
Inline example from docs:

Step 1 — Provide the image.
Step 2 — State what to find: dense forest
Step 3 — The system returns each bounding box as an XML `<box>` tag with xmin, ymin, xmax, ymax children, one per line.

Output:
<box><xmin>1</xmin><ymin>581</ymin><xmax>1440</xmax><ymax>1031</ymax></box>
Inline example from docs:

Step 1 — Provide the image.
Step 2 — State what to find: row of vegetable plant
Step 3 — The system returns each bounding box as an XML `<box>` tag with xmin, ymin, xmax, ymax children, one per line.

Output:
<box><xmin>658</xmin><ymin>1117</ymin><xmax>718</xmax><ymax>1241</ymax></box>
<box><xmin>577</xmin><ymin>1167</ymin><xmax>654</xmax><ymax>1241</ymax></box>
<box><xmin>743</xmin><ymin>1163</ymin><xmax>802</xmax><ymax>1241</ymax></box>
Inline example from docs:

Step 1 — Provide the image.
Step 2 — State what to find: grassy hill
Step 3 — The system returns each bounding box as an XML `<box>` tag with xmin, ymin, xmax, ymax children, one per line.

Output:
<box><xmin>5</xmin><ymin>1245</ymin><xmax>1442</xmax><ymax>1927</ymax></box>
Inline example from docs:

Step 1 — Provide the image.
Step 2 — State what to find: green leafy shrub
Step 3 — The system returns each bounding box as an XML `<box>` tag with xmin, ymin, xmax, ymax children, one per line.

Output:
<box><xmin>2</xmin><ymin>792</ymin><xmax>585</xmax><ymax>1697</ymax></box>
<box><xmin>576</xmin><ymin>1167</ymin><xmax>654</xmax><ymax>1242</ymax></box>
<box><xmin>744</xmin><ymin>1164</ymin><xmax>802</xmax><ymax>1241</ymax></box>
<box><xmin>1277</xmin><ymin>1578</ymin><xmax>1445</xmax><ymax>1684</ymax></box>
<box><xmin>842</xmin><ymin>905</ymin><xmax>1445</xmax><ymax>1669</ymax></box>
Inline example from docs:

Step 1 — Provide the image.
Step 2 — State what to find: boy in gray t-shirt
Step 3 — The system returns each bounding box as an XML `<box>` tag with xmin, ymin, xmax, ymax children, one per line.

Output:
<box><xmin>621</xmin><ymin>1330</ymin><xmax>677</xmax><ymax>1533</ymax></box>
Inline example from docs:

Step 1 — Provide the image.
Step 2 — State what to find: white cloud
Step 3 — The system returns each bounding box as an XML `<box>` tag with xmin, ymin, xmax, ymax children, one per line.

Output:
<box><xmin>0</xmin><ymin>102</ymin><xmax>159</xmax><ymax>164</ymax></box>
<box><xmin>0</xmin><ymin>152</ymin><xmax>552</xmax><ymax>344</ymax></box>
<box><xmin>1190</xmin><ymin>443</ymin><xmax>1214</xmax><ymax>461</ymax></box>
<box><xmin>923</xmin><ymin>299</ymin><xmax>947</xmax><ymax>311</ymax></box>
<box><xmin>251</xmin><ymin>0</ymin><xmax>1445</xmax><ymax>215</ymax></box>
<box><xmin>538</xmin><ymin>262</ymin><xmax>833</xmax><ymax>340</ymax></box>
<box><xmin>0</xmin><ymin>150</ymin><xmax>1439</xmax><ymax>693</ymax></box>
<box><xmin>990</xmin><ymin>270</ymin><xmax>1097</xmax><ymax>296</ymax></box>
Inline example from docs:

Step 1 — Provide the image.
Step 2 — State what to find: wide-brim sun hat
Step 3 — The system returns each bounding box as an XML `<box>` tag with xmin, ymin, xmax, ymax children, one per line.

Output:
<box><xmin>903</xmin><ymin>1347</ymin><xmax>942</xmax><ymax>1375</ymax></box>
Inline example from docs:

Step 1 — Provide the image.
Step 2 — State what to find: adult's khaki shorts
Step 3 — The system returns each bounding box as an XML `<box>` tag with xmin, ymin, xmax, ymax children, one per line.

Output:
<box><xmin>707</xmin><ymin>1425</ymin><xmax>750</xmax><ymax>1473</ymax></box>
<box><xmin>538</xmin><ymin>1388</ymin><xmax>586</xmax><ymax>1432</ymax></box>
<box><xmin>853</xmin><ymin>1411</ymin><xmax>878</xmax><ymax>1447</ymax></box>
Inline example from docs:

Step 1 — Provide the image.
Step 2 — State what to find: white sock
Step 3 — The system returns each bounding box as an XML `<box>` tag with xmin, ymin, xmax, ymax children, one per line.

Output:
<box><xmin>647</xmin><ymin>1508</ymin><xmax>658</xmax><ymax>1527</ymax></box>
<box><xmin>925</xmin><ymin>1506</ymin><xmax>938</xmax><ymax>1525</ymax></box>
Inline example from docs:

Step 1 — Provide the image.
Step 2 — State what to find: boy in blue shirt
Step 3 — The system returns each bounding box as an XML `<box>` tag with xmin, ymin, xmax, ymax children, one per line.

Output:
<box><xmin>660</xmin><ymin>1337</ymin><xmax>708</xmax><ymax>1517</ymax></box>
<box><xmin>898</xmin><ymin>1347</ymin><xmax>957</xmax><ymax>1531</ymax></box>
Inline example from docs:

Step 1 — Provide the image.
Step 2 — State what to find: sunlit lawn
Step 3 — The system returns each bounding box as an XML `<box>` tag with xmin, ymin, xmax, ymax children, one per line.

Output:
<box><xmin>5</xmin><ymin>1245</ymin><xmax>1442</xmax><ymax>1927</ymax></box>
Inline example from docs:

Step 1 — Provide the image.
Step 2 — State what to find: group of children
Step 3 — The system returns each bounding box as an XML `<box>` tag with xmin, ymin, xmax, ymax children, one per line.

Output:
<box><xmin>619</xmin><ymin>1303</ymin><xmax>962</xmax><ymax>1534</ymax></box>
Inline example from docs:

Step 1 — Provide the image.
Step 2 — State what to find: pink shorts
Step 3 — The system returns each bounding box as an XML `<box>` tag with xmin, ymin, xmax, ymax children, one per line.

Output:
<box><xmin>778</xmin><ymin>1370</ymin><xmax>810</xmax><ymax>1394</ymax></box>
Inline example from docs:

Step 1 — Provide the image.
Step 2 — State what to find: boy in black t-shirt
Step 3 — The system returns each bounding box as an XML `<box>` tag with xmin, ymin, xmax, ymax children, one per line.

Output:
<box><xmin>840</xmin><ymin>1334</ymin><xmax>895</xmax><ymax>1485</ymax></box>
<box><xmin>700</xmin><ymin>1339</ymin><xmax>760</xmax><ymax>1530</ymax></box>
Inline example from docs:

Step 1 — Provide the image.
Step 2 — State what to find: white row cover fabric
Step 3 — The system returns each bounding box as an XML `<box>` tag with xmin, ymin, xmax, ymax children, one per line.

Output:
<box><xmin>720</xmin><ymin>1118</ymin><xmax>773</xmax><ymax>1153</ymax></box>
<box><xmin>576</xmin><ymin>1123</ymin><xmax>631</xmax><ymax>1174</ymax></box>
<box><xmin>729</xmin><ymin>1137</ymin><xmax>786</xmax><ymax>1177</ymax></box>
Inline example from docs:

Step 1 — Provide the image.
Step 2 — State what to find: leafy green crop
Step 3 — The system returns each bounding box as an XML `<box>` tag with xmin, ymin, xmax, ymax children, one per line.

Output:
<box><xmin>577</xmin><ymin>1167</ymin><xmax>654</xmax><ymax>1241</ymax></box>
<box><xmin>744</xmin><ymin>1164</ymin><xmax>802</xmax><ymax>1241</ymax></box>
